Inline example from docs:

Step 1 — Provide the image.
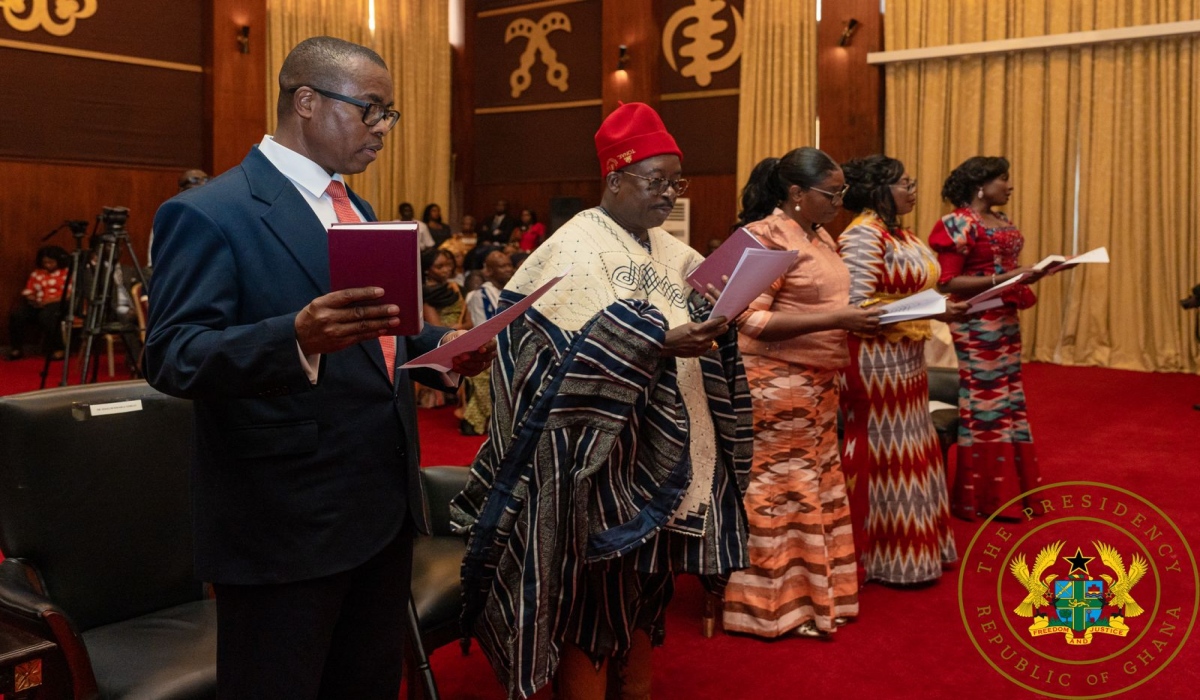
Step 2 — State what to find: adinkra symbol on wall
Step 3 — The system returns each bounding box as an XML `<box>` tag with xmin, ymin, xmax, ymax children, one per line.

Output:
<box><xmin>1</xmin><ymin>0</ymin><xmax>97</xmax><ymax>37</ymax></box>
<box><xmin>506</xmin><ymin>11</ymin><xmax>571</xmax><ymax>99</ymax></box>
<box><xmin>663</xmin><ymin>0</ymin><xmax>743</xmax><ymax>88</ymax></box>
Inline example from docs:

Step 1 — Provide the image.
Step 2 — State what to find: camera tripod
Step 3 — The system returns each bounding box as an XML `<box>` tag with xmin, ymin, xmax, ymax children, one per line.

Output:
<box><xmin>39</xmin><ymin>207</ymin><xmax>150</xmax><ymax>387</ymax></box>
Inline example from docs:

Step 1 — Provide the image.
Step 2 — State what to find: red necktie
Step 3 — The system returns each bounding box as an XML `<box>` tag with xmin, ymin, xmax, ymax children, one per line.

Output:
<box><xmin>326</xmin><ymin>180</ymin><xmax>396</xmax><ymax>383</ymax></box>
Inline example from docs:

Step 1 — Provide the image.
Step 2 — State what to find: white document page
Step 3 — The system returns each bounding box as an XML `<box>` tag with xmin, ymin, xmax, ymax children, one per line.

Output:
<box><xmin>709</xmin><ymin>249</ymin><xmax>799</xmax><ymax>321</ymax></box>
<box><xmin>402</xmin><ymin>266</ymin><xmax>572</xmax><ymax>372</ymax></box>
<box><xmin>966</xmin><ymin>297</ymin><xmax>1006</xmax><ymax>314</ymax></box>
<box><xmin>965</xmin><ymin>273</ymin><xmax>1027</xmax><ymax>306</ymax></box>
<box><xmin>876</xmin><ymin>289</ymin><xmax>947</xmax><ymax>325</ymax></box>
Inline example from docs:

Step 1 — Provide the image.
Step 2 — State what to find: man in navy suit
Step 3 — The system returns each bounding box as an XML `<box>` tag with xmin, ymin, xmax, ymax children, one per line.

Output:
<box><xmin>145</xmin><ymin>36</ymin><xmax>492</xmax><ymax>698</ymax></box>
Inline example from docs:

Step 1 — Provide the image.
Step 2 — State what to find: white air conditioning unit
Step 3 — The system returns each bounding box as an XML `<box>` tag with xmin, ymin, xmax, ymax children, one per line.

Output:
<box><xmin>660</xmin><ymin>197</ymin><xmax>690</xmax><ymax>245</ymax></box>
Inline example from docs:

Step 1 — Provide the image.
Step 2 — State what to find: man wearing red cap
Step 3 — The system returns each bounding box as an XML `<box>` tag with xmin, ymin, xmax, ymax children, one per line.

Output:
<box><xmin>452</xmin><ymin>103</ymin><xmax>752</xmax><ymax>699</ymax></box>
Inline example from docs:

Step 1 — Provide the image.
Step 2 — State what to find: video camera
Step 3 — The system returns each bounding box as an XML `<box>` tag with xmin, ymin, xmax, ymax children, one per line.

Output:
<box><xmin>1182</xmin><ymin>284</ymin><xmax>1200</xmax><ymax>310</ymax></box>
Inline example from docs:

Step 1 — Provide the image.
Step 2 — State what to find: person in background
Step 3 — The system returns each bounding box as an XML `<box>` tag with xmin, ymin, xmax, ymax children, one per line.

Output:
<box><xmin>451</xmin><ymin>102</ymin><xmax>749</xmax><ymax>699</ymax></box>
<box><xmin>509</xmin><ymin>251</ymin><xmax>529</xmax><ymax>270</ymax></box>
<box><xmin>144</xmin><ymin>36</ymin><xmax>492</xmax><ymax>698</ymax></box>
<box><xmin>418</xmin><ymin>247</ymin><xmax>464</xmax><ymax>409</ymax></box>
<box><xmin>422</xmin><ymin>203</ymin><xmax>450</xmax><ymax>247</ymax></box>
<box><xmin>399</xmin><ymin>201</ymin><xmax>435</xmax><ymax>251</ymax></box>
<box><xmin>837</xmin><ymin>154</ymin><xmax>965</xmax><ymax>586</ymax></box>
<box><xmin>479</xmin><ymin>198</ymin><xmax>515</xmax><ymax>245</ymax></box>
<box><xmin>7</xmin><ymin>245</ymin><xmax>70</xmax><ymax>360</ymax></box>
<box><xmin>457</xmin><ymin>249</ymin><xmax>514</xmax><ymax>436</ymax></box>
<box><xmin>515</xmin><ymin>208</ymin><xmax>546</xmax><ymax>251</ymax></box>
<box><xmin>439</xmin><ymin>214</ymin><xmax>476</xmax><ymax>285</ymax></box>
<box><xmin>722</xmin><ymin>147</ymin><xmax>882</xmax><ymax>639</ymax></box>
<box><xmin>929</xmin><ymin>156</ymin><xmax>1044</xmax><ymax>521</ymax></box>
<box><xmin>147</xmin><ymin>169</ymin><xmax>209</xmax><ymax>267</ymax></box>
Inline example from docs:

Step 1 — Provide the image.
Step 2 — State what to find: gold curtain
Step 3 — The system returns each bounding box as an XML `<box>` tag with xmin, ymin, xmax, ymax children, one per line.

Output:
<box><xmin>736</xmin><ymin>0</ymin><xmax>817</xmax><ymax>198</ymax></box>
<box><xmin>266</xmin><ymin>0</ymin><xmax>451</xmax><ymax>224</ymax></box>
<box><xmin>885</xmin><ymin>0</ymin><xmax>1200</xmax><ymax>373</ymax></box>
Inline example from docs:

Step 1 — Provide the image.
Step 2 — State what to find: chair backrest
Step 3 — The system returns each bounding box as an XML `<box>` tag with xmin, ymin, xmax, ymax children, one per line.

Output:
<box><xmin>420</xmin><ymin>466</ymin><xmax>470</xmax><ymax>537</ymax></box>
<box><xmin>927</xmin><ymin>367</ymin><xmax>961</xmax><ymax>405</ymax></box>
<box><xmin>0</xmin><ymin>380</ymin><xmax>201</xmax><ymax>631</ymax></box>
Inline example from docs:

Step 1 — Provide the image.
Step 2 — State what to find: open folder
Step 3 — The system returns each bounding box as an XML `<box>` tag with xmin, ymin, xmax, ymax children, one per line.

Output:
<box><xmin>709</xmin><ymin>248</ymin><xmax>798</xmax><ymax>321</ymax></box>
<box><xmin>875</xmin><ymin>289</ymin><xmax>946</xmax><ymax>324</ymax></box>
<box><xmin>402</xmin><ymin>266</ymin><xmax>572</xmax><ymax>372</ymax></box>
<box><xmin>686</xmin><ymin>227</ymin><xmax>764</xmax><ymax>294</ymax></box>
<box><xmin>328</xmin><ymin>221</ymin><xmax>422</xmax><ymax>336</ymax></box>
<box><xmin>1031</xmin><ymin>246</ymin><xmax>1110</xmax><ymax>275</ymax></box>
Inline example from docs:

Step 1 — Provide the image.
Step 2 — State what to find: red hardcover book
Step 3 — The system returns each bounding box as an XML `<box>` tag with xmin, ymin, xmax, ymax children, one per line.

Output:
<box><xmin>327</xmin><ymin>221</ymin><xmax>423</xmax><ymax>336</ymax></box>
<box><xmin>685</xmin><ymin>226</ymin><xmax>765</xmax><ymax>294</ymax></box>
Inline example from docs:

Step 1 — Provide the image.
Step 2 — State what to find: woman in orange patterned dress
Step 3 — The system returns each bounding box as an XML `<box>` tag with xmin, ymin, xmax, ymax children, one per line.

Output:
<box><xmin>722</xmin><ymin>148</ymin><xmax>882</xmax><ymax>639</ymax></box>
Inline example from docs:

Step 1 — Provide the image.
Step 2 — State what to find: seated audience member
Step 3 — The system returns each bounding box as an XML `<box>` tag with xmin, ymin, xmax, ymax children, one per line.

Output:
<box><xmin>423</xmin><ymin>203</ymin><xmax>451</xmax><ymax>247</ymax></box>
<box><xmin>479</xmin><ymin>198</ymin><xmax>515</xmax><ymax>245</ymax></box>
<box><xmin>440</xmin><ymin>215</ymin><xmax>477</xmax><ymax>284</ymax></box>
<box><xmin>464</xmin><ymin>242</ymin><xmax>504</xmax><ymax>274</ymax></box>
<box><xmin>419</xmin><ymin>248</ymin><xmax>464</xmax><ymax>408</ymax></box>
<box><xmin>516</xmin><ymin>208</ymin><xmax>546</xmax><ymax>251</ymax></box>
<box><xmin>457</xmin><ymin>250</ymin><xmax>514</xmax><ymax>435</ymax></box>
<box><xmin>400</xmin><ymin>201</ymin><xmax>435</xmax><ymax>250</ymax></box>
<box><xmin>7</xmin><ymin>245</ymin><xmax>70</xmax><ymax>360</ymax></box>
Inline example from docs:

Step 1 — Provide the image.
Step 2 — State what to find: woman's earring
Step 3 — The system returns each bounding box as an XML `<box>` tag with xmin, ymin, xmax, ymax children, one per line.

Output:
<box><xmin>977</xmin><ymin>188</ymin><xmax>984</xmax><ymax>199</ymax></box>
<box><xmin>794</xmin><ymin>203</ymin><xmax>802</xmax><ymax>212</ymax></box>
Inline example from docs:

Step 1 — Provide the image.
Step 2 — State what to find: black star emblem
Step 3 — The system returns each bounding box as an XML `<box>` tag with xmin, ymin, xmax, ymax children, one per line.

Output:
<box><xmin>1063</xmin><ymin>547</ymin><xmax>1094</xmax><ymax>576</ymax></box>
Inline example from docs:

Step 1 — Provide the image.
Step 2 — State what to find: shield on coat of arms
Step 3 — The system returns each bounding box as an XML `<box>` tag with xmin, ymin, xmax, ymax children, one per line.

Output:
<box><xmin>1054</xmin><ymin>578</ymin><xmax>1106</xmax><ymax>631</ymax></box>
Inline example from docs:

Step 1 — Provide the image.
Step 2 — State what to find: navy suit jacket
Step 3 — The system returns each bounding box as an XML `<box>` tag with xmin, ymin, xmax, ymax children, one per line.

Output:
<box><xmin>145</xmin><ymin>146</ymin><xmax>449</xmax><ymax>585</ymax></box>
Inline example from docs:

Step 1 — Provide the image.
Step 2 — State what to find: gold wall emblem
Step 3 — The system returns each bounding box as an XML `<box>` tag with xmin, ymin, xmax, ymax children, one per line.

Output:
<box><xmin>2</xmin><ymin>0</ymin><xmax>97</xmax><ymax>37</ymax></box>
<box><xmin>505</xmin><ymin>12</ymin><xmax>571</xmax><ymax>99</ymax></box>
<box><xmin>662</xmin><ymin>0</ymin><xmax>743</xmax><ymax>87</ymax></box>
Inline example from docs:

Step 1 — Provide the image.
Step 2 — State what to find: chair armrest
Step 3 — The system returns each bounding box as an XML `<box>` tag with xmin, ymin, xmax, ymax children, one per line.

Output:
<box><xmin>420</xmin><ymin>466</ymin><xmax>472</xmax><ymax>537</ymax></box>
<box><xmin>0</xmin><ymin>559</ymin><xmax>99</xmax><ymax>700</ymax></box>
<box><xmin>0</xmin><ymin>559</ymin><xmax>52</xmax><ymax>626</ymax></box>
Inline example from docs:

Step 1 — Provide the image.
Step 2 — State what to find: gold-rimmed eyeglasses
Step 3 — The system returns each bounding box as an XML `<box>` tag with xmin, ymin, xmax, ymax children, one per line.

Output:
<box><xmin>810</xmin><ymin>183</ymin><xmax>850</xmax><ymax>203</ymax></box>
<box><xmin>619</xmin><ymin>170</ymin><xmax>690</xmax><ymax>196</ymax></box>
<box><xmin>895</xmin><ymin>178</ymin><xmax>917</xmax><ymax>193</ymax></box>
<box><xmin>290</xmin><ymin>85</ymin><xmax>400</xmax><ymax>129</ymax></box>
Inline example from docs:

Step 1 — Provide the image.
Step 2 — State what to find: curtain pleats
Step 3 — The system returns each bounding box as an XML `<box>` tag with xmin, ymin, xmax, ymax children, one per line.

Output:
<box><xmin>885</xmin><ymin>0</ymin><xmax>1200</xmax><ymax>373</ymax></box>
<box><xmin>266</xmin><ymin>0</ymin><xmax>451</xmax><ymax>226</ymax></box>
<box><xmin>736</xmin><ymin>0</ymin><xmax>816</xmax><ymax>202</ymax></box>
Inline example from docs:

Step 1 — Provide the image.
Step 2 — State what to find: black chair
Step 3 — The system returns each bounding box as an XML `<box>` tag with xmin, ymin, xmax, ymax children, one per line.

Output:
<box><xmin>927</xmin><ymin>366</ymin><xmax>961</xmax><ymax>468</ymax></box>
<box><xmin>405</xmin><ymin>465</ymin><xmax>471</xmax><ymax>700</ymax></box>
<box><xmin>0</xmin><ymin>380</ymin><xmax>215</xmax><ymax>699</ymax></box>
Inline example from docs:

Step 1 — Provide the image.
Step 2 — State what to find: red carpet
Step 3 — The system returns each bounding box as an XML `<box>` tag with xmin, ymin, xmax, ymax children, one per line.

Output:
<box><xmin>2</xmin><ymin>360</ymin><xmax>1197</xmax><ymax>698</ymax></box>
<box><xmin>408</xmin><ymin>363</ymin><xmax>1200</xmax><ymax>700</ymax></box>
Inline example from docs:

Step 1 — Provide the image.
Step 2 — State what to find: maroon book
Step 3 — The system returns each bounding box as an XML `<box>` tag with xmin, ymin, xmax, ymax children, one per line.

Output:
<box><xmin>328</xmin><ymin>221</ymin><xmax>422</xmax><ymax>336</ymax></box>
<box><xmin>686</xmin><ymin>226</ymin><xmax>765</xmax><ymax>294</ymax></box>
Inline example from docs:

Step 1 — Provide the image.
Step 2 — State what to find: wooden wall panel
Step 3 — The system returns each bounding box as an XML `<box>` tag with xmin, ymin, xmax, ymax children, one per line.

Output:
<box><xmin>816</xmin><ymin>0</ymin><xmax>883</xmax><ymax>164</ymax></box>
<box><xmin>601</xmin><ymin>0</ymin><xmax>659</xmax><ymax>114</ymax></box>
<box><xmin>816</xmin><ymin>0</ymin><xmax>884</xmax><ymax>235</ymax></box>
<box><xmin>0</xmin><ymin>160</ymin><xmax>177</xmax><ymax>344</ymax></box>
<box><xmin>0</xmin><ymin>2</ymin><xmax>205</xmax><ymax>167</ymax></box>
<box><xmin>458</xmin><ymin>0</ymin><xmax>749</xmax><ymax>253</ymax></box>
<box><xmin>209</xmin><ymin>0</ymin><xmax>269</xmax><ymax>176</ymax></box>
<box><xmin>470</xmin><ymin>180</ymin><xmax>603</xmax><ymax>230</ymax></box>
<box><xmin>1</xmin><ymin>0</ymin><xmax>269</xmax><ymax>346</ymax></box>
<box><xmin>685</xmin><ymin>174</ymin><xmax>738</xmax><ymax>252</ymax></box>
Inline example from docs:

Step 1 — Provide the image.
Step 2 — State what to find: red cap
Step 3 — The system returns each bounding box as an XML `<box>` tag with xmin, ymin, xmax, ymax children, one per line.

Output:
<box><xmin>594</xmin><ymin>102</ymin><xmax>683</xmax><ymax>178</ymax></box>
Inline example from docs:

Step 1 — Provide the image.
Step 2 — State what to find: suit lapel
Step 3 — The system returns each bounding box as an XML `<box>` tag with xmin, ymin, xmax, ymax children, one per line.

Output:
<box><xmin>244</xmin><ymin>148</ymin><xmax>393</xmax><ymax>385</ymax></box>
<box><xmin>245</xmin><ymin>149</ymin><xmax>329</xmax><ymax>295</ymax></box>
